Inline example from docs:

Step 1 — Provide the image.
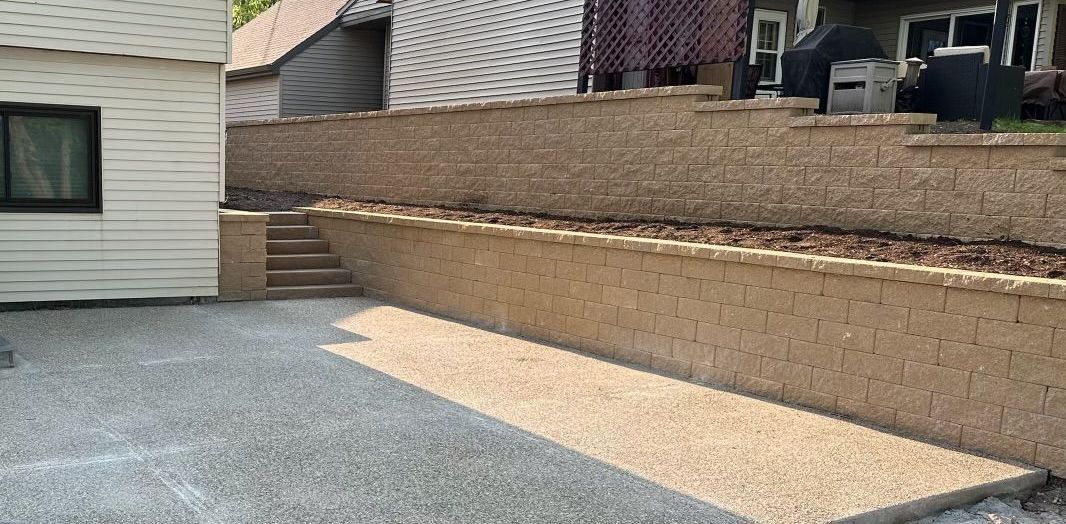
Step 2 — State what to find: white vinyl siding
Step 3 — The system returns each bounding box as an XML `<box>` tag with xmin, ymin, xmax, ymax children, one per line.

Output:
<box><xmin>227</xmin><ymin>75</ymin><xmax>281</xmax><ymax>122</ymax></box>
<box><xmin>0</xmin><ymin>46</ymin><xmax>221</xmax><ymax>302</ymax></box>
<box><xmin>0</xmin><ymin>0</ymin><xmax>231</xmax><ymax>63</ymax></box>
<box><xmin>388</xmin><ymin>0</ymin><xmax>584</xmax><ymax>109</ymax></box>
<box><xmin>280</xmin><ymin>26</ymin><xmax>385</xmax><ymax>117</ymax></box>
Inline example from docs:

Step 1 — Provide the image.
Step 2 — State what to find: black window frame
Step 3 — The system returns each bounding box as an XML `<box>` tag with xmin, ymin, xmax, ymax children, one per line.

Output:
<box><xmin>0</xmin><ymin>102</ymin><xmax>102</xmax><ymax>213</ymax></box>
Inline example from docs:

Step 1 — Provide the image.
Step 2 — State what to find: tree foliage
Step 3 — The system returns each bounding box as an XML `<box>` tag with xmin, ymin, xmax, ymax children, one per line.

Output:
<box><xmin>233</xmin><ymin>0</ymin><xmax>282</xmax><ymax>29</ymax></box>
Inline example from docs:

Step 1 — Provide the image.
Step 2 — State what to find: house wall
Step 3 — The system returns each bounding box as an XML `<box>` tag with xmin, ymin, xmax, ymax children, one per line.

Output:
<box><xmin>226</xmin><ymin>86</ymin><xmax>1066</xmax><ymax>247</ymax></box>
<box><xmin>280</xmin><ymin>26</ymin><xmax>386</xmax><ymax>117</ymax></box>
<box><xmin>306</xmin><ymin>207</ymin><xmax>1066</xmax><ymax>476</ymax></box>
<box><xmin>0</xmin><ymin>46</ymin><xmax>222</xmax><ymax>302</ymax></box>
<box><xmin>0</xmin><ymin>0</ymin><xmax>231</xmax><ymax>63</ymax></box>
<box><xmin>341</xmin><ymin>0</ymin><xmax>389</xmax><ymax>23</ymax></box>
<box><xmin>387</xmin><ymin>0</ymin><xmax>584</xmax><ymax>109</ymax></box>
<box><xmin>227</xmin><ymin>74</ymin><xmax>281</xmax><ymax>122</ymax></box>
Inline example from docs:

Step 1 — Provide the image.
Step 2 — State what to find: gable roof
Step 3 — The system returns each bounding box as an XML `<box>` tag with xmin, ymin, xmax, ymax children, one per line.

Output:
<box><xmin>228</xmin><ymin>0</ymin><xmax>350</xmax><ymax>74</ymax></box>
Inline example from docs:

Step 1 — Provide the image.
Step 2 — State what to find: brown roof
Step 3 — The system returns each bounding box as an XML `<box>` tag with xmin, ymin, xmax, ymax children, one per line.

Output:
<box><xmin>228</xmin><ymin>0</ymin><xmax>350</xmax><ymax>73</ymax></box>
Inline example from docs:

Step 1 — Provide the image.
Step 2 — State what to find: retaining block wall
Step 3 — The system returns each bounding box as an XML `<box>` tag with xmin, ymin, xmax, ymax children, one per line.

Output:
<box><xmin>304</xmin><ymin>207</ymin><xmax>1066</xmax><ymax>476</ymax></box>
<box><xmin>227</xmin><ymin>86</ymin><xmax>1066</xmax><ymax>246</ymax></box>
<box><xmin>219</xmin><ymin>210</ymin><xmax>267</xmax><ymax>301</ymax></box>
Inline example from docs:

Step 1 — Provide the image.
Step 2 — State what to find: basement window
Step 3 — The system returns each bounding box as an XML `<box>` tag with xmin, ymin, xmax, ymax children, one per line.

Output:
<box><xmin>0</xmin><ymin>104</ymin><xmax>101</xmax><ymax>212</ymax></box>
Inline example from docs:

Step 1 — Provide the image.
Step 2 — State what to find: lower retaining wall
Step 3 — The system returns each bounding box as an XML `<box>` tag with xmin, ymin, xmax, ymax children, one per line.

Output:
<box><xmin>304</xmin><ymin>206</ymin><xmax>1066</xmax><ymax>476</ymax></box>
<box><xmin>219</xmin><ymin>210</ymin><xmax>267</xmax><ymax>302</ymax></box>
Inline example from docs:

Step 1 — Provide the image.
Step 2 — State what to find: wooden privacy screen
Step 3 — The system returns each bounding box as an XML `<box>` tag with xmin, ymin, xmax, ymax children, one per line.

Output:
<box><xmin>578</xmin><ymin>0</ymin><xmax>751</xmax><ymax>76</ymax></box>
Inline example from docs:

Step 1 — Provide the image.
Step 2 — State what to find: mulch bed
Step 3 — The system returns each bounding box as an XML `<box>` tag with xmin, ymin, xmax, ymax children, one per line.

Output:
<box><xmin>225</xmin><ymin>187</ymin><xmax>1066</xmax><ymax>280</ymax></box>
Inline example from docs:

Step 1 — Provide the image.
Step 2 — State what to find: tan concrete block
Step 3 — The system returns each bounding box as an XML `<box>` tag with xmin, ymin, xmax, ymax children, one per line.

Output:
<box><xmin>848</xmin><ymin>301</ymin><xmax>908</xmax><ymax>332</ymax></box>
<box><xmin>899</xmin><ymin>168</ymin><xmax>955</xmax><ymax>190</ymax></box>
<box><xmin>931</xmin><ymin>394</ymin><xmax>1003</xmax><ymax>432</ymax></box>
<box><xmin>783</xmin><ymin>385</ymin><xmax>837</xmax><ymax>411</ymax></box>
<box><xmin>744</xmin><ymin>286</ymin><xmax>794</xmax><ymax>314</ymax></box>
<box><xmin>793</xmin><ymin>293</ymin><xmax>849</xmax><ymax>323</ymax></box>
<box><xmin>789</xmin><ymin>339</ymin><xmax>844</xmax><ymax>370</ymax></box>
<box><xmin>836</xmin><ymin>398</ymin><xmax>897</xmax><ymax>427</ymax></box>
<box><xmin>596</xmin><ymin>323</ymin><xmax>632</xmax><ymax>347</ymax></box>
<box><xmin>696</xmin><ymin>322</ymin><xmax>742</xmax><ymax>349</ymax></box>
<box><xmin>1036</xmin><ymin>445</ymin><xmax>1066</xmax><ymax>477</ymax></box>
<box><xmin>715</xmin><ymin>347</ymin><xmax>761</xmax><ymax>375</ymax></box>
<box><xmin>818</xmin><ymin>321</ymin><xmax>876</xmax><ymax>352</ymax></box>
<box><xmin>850</xmin><ymin>167</ymin><xmax>901</xmax><ymax>188</ymax></box>
<box><xmin>961</xmin><ymin>427</ymin><xmax>1036</xmax><ymax>463</ymax></box>
<box><xmin>573</xmin><ymin>245</ymin><xmax>607</xmax><ymax>265</ymax></box>
<box><xmin>949</xmin><ymin>214</ymin><xmax>1011</xmax><ymax>240</ymax></box>
<box><xmin>770</xmin><ymin>268</ymin><xmax>824</xmax><ymax>295</ymax></box>
<box><xmin>842</xmin><ymin>350</ymin><xmax>904</xmax><ymax>384</ymax></box>
<box><xmin>735</xmin><ymin>373</ymin><xmax>785</xmax><ymax>400</ymax></box>
<box><xmin>894</xmin><ymin>412</ymin><xmax>962</xmax><ymax>447</ymax></box>
<box><xmin>761</xmin><ymin>357</ymin><xmax>813</xmax><ymax>387</ymax></box>
<box><xmin>766</xmin><ymin>312</ymin><xmax>818</xmax><ymax>342</ymax></box>
<box><xmin>1019</xmin><ymin>296</ymin><xmax>1066</xmax><ymax>329</ymax></box>
<box><xmin>691</xmin><ymin>363</ymin><xmax>736</xmax><ymax>386</ymax></box>
<box><xmin>637</xmin><ymin>292</ymin><xmax>678</xmax><ymax>316</ymax></box>
<box><xmin>658</xmin><ymin>275</ymin><xmax>701</xmax><ymax>299</ymax></box>
<box><xmin>642</xmin><ymin>253</ymin><xmax>682</xmax><ymax>275</ymax></box>
<box><xmin>602</xmin><ymin>286</ymin><xmax>639</xmax><ymax>309</ymax></box>
<box><xmin>944</xmin><ymin>288</ymin><xmax>1019</xmax><ymax>322</ymax></box>
<box><xmin>721</xmin><ymin>305</ymin><xmax>768</xmax><ymax>332</ymax></box>
<box><xmin>621</xmin><ymin>269</ymin><xmax>660</xmax><ymax>293</ymax></box>
<box><xmin>874</xmin><ymin>331</ymin><xmax>939</xmax><ymax>364</ymax></box>
<box><xmin>681</xmin><ymin>258</ymin><xmax>726</xmax><ymax>280</ymax></box>
<box><xmin>983</xmin><ymin>192</ymin><xmax>1047</xmax><ymax>218</ymax></box>
<box><xmin>650</xmin><ymin>354</ymin><xmax>693</xmax><ymax>376</ymax></box>
<box><xmin>868</xmin><ymin>380</ymin><xmax>932</xmax><ymax>416</ymax></box>
<box><xmin>882</xmin><ymin>281</ymin><xmax>945</xmax><ymax>311</ymax></box>
<box><xmin>672</xmin><ymin>339</ymin><xmax>715</xmax><ymax>365</ymax></box>
<box><xmin>939</xmin><ymin>341</ymin><xmax>1011</xmax><ymax>377</ymax></box>
<box><xmin>740</xmin><ymin>330</ymin><xmax>790</xmax><ymax>360</ymax></box>
<box><xmin>908</xmin><ymin>310</ymin><xmax>977</xmax><ymax>344</ymax></box>
<box><xmin>618</xmin><ymin>307</ymin><xmax>656</xmax><ymax>332</ymax></box>
<box><xmin>970</xmin><ymin>374</ymin><xmax>1047</xmax><ymax>413</ymax></box>
<box><xmin>930</xmin><ymin>147</ymin><xmax>990</xmax><ymax>169</ymax></box>
<box><xmin>633</xmin><ymin>330</ymin><xmax>673</xmax><ymax>356</ymax></box>
<box><xmin>586</xmin><ymin>265</ymin><xmax>622</xmax><ymax>287</ymax></box>
<box><xmin>655</xmin><ymin>315</ymin><xmax>697</xmax><ymax>340</ymax></box>
<box><xmin>809</xmin><ymin>126</ymin><xmax>856</xmax><ymax>146</ymax></box>
<box><xmin>823</xmin><ymin>274</ymin><xmax>882</xmax><ymax>303</ymax></box>
<box><xmin>1002</xmin><ymin>408</ymin><xmax>1066</xmax><ymax>447</ymax></box>
<box><xmin>831</xmin><ymin>145</ymin><xmax>879</xmax><ymax>167</ymax></box>
<box><xmin>977</xmin><ymin>318</ymin><xmax>1054</xmax><ymax>355</ymax></box>
<box><xmin>676</xmin><ymin>298</ymin><xmax>721</xmax><ymax>323</ymax></box>
<box><xmin>1010</xmin><ymin>353</ymin><xmax>1066</xmax><ymax>389</ymax></box>
<box><xmin>925</xmin><ymin>190</ymin><xmax>982</xmax><ymax>214</ymax></box>
<box><xmin>614</xmin><ymin>346</ymin><xmax>652</xmax><ymax>367</ymax></box>
<box><xmin>902</xmin><ymin>361</ymin><xmax>971</xmax><ymax>397</ymax></box>
<box><xmin>1056</xmin><ymin>330</ymin><xmax>1066</xmax><ymax>360</ymax></box>
<box><xmin>569</xmin><ymin>281</ymin><xmax>602</xmax><ymax>302</ymax></box>
<box><xmin>724</xmin><ymin>262</ymin><xmax>773</xmax><ymax>286</ymax></box>
<box><xmin>811</xmin><ymin>367</ymin><xmax>869</xmax><ymax>401</ymax></box>
<box><xmin>605</xmin><ymin>249</ymin><xmax>643</xmax><ymax>270</ymax></box>
<box><xmin>700</xmin><ymin>280</ymin><xmax>746</xmax><ymax>306</ymax></box>
<box><xmin>1047</xmin><ymin>388</ymin><xmax>1066</xmax><ymax>419</ymax></box>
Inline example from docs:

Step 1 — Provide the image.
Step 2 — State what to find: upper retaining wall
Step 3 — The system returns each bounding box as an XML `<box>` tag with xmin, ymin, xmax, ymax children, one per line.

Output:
<box><xmin>227</xmin><ymin>86</ymin><xmax>1066</xmax><ymax>246</ymax></box>
<box><xmin>302</xmin><ymin>207</ymin><xmax>1066</xmax><ymax>476</ymax></box>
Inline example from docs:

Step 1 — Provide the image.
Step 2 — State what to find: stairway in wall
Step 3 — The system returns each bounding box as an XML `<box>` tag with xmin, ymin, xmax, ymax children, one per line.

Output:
<box><xmin>265</xmin><ymin>212</ymin><xmax>362</xmax><ymax>300</ymax></box>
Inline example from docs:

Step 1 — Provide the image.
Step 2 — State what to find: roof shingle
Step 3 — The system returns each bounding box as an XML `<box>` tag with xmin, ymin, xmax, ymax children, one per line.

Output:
<box><xmin>229</xmin><ymin>0</ymin><xmax>349</xmax><ymax>73</ymax></box>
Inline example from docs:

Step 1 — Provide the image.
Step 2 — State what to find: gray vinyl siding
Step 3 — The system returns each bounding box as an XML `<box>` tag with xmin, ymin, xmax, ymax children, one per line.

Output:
<box><xmin>0</xmin><ymin>46</ymin><xmax>221</xmax><ymax>302</ymax></box>
<box><xmin>226</xmin><ymin>75</ymin><xmax>280</xmax><ymax>122</ymax></box>
<box><xmin>388</xmin><ymin>0</ymin><xmax>584</xmax><ymax>109</ymax></box>
<box><xmin>342</xmin><ymin>0</ymin><xmax>387</xmax><ymax>18</ymax></box>
<box><xmin>0</xmin><ymin>0</ymin><xmax>230</xmax><ymax>63</ymax></box>
<box><xmin>280</xmin><ymin>26</ymin><xmax>385</xmax><ymax>117</ymax></box>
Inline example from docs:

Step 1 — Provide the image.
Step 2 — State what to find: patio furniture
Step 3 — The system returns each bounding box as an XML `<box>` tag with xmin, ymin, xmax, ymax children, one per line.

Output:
<box><xmin>782</xmin><ymin>24</ymin><xmax>888</xmax><ymax>113</ymax></box>
<box><xmin>827</xmin><ymin>58</ymin><xmax>899</xmax><ymax>114</ymax></box>
<box><xmin>921</xmin><ymin>52</ymin><xmax>1023</xmax><ymax>121</ymax></box>
<box><xmin>1022</xmin><ymin>70</ymin><xmax>1066</xmax><ymax>120</ymax></box>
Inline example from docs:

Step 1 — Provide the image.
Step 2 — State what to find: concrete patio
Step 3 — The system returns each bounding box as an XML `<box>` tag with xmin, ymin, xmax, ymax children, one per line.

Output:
<box><xmin>0</xmin><ymin>298</ymin><xmax>1045</xmax><ymax>523</ymax></box>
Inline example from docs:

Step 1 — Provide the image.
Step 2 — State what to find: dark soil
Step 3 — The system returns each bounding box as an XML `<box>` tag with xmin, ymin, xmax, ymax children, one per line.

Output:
<box><xmin>225</xmin><ymin>187</ymin><xmax>1066</xmax><ymax>280</ymax></box>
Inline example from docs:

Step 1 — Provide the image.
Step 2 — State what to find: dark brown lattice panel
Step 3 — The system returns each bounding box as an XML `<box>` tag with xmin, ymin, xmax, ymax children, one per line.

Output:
<box><xmin>579</xmin><ymin>0</ymin><xmax>750</xmax><ymax>75</ymax></box>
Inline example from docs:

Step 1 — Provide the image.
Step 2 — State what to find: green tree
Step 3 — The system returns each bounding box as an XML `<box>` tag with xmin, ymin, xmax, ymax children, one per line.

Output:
<box><xmin>233</xmin><ymin>0</ymin><xmax>281</xmax><ymax>29</ymax></box>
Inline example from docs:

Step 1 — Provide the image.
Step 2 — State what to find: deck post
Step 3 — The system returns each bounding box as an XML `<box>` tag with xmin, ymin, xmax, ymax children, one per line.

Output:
<box><xmin>979</xmin><ymin>0</ymin><xmax>1011</xmax><ymax>130</ymax></box>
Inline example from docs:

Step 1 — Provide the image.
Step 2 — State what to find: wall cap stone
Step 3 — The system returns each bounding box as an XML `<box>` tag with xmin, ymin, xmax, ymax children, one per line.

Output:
<box><xmin>789</xmin><ymin>113</ymin><xmax>938</xmax><ymax>127</ymax></box>
<box><xmin>226</xmin><ymin>85</ymin><xmax>725</xmax><ymax>128</ymax></box>
<box><xmin>694</xmin><ymin>97</ymin><xmax>819</xmax><ymax>112</ymax></box>
<box><xmin>220</xmin><ymin>209</ymin><xmax>269</xmax><ymax>222</ymax></box>
<box><xmin>903</xmin><ymin>133</ymin><xmax>1066</xmax><ymax>147</ymax></box>
<box><xmin>296</xmin><ymin>207</ymin><xmax>1066</xmax><ymax>299</ymax></box>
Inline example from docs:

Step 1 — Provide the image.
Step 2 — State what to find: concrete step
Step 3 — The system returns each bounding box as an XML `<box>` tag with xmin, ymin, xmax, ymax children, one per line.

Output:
<box><xmin>266</xmin><ymin>284</ymin><xmax>362</xmax><ymax>300</ymax></box>
<box><xmin>267</xmin><ymin>268</ymin><xmax>351</xmax><ymax>287</ymax></box>
<box><xmin>266</xmin><ymin>212</ymin><xmax>308</xmax><ymax>226</ymax></box>
<box><xmin>267</xmin><ymin>253</ymin><xmax>340</xmax><ymax>271</ymax></box>
<box><xmin>267</xmin><ymin>239</ymin><xmax>329</xmax><ymax>255</ymax></box>
<box><xmin>267</xmin><ymin>225</ymin><xmax>319</xmax><ymax>240</ymax></box>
